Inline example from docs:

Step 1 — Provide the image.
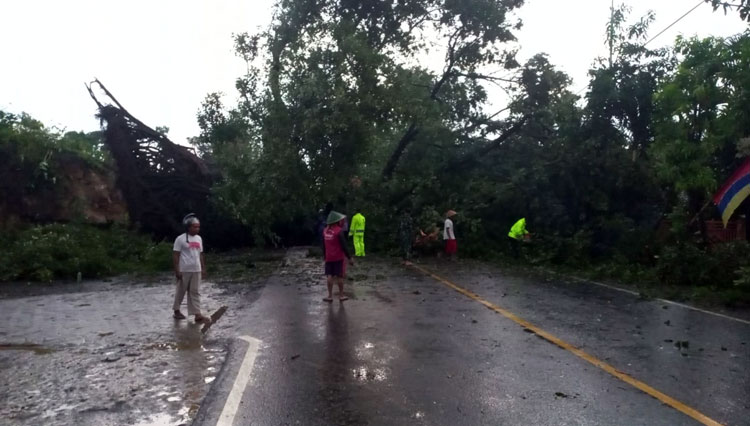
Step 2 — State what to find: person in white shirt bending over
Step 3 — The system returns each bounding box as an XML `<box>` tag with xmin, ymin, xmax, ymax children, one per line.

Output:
<box><xmin>172</xmin><ymin>213</ymin><xmax>209</xmax><ymax>323</ymax></box>
<box><xmin>444</xmin><ymin>210</ymin><xmax>457</xmax><ymax>260</ymax></box>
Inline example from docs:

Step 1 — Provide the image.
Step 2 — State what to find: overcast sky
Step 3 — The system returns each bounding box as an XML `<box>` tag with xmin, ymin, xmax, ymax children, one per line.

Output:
<box><xmin>0</xmin><ymin>0</ymin><xmax>747</xmax><ymax>144</ymax></box>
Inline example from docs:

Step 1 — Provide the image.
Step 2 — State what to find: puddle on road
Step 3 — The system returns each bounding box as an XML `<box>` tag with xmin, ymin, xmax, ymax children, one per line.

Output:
<box><xmin>1</xmin><ymin>332</ymin><xmax>224</xmax><ymax>425</ymax></box>
<box><xmin>131</xmin><ymin>325</ymin><xmax>228</xmax><ymax>425</ymax></box>
<box><xmin>131</xmin><ymin>413</ymin><xmax>185</xmax><ymax>426</ymax></box>
<box><xmin>0</xmin><ymin>279</ymin><xmax>237</xmax><ymax>426</ymax></box>
<box><xmin>142</xmin><ymin>340</ymin><xmax>204</xmax><ymax>351</ymax></box>
<box><xmin>352</xmin><ymin>366</ymin><xmax>388</xmax><ymax>382</ymax></box>
<box><xmin>0</xmin><ymin>343</ymin><xmax>56</xmax><ymax>355</ymax></box>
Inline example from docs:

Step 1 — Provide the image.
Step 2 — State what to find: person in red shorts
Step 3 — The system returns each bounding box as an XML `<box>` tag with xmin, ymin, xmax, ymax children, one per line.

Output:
<box><xmin>444</xmin><ymin>210</ymin><xmax>457</xmax><ymax>260</ymax></box>
<box><xmin>322</xmin><ymin>211</ymin><xmax>354</xmax><ymax>302</ymax></box>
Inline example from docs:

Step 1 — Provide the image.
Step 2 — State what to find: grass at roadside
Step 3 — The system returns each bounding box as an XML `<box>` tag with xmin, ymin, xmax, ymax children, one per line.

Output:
<box><xmin>1</xmin><ymin>222</ymin><xmax>285</xmax><ymax>288</ymax></box>
<box><xmin>560</xmin><ymin>264</ymin><xmax>750</xmax><ymax>310</ymax></box>
<box><xmin>1</xmin><ymin>224</ymin><xmax>172</xmax><ymax>282</ymax></box>
<box><xmin>507</xmin><ymin>258</ymin><xmax>750</xmax><ymax>312</ymax></box>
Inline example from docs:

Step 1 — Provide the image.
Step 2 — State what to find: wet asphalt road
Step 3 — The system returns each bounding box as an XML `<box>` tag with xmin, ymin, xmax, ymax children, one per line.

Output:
<box><xmin>0</xmin><ymin>276</ymin><xmax>259</xmax><ymax>426</ymax></box>
<box><xmin>195</xmin><ymin>249</ymin><xmax>750</xmax><ymax>426</ymax></box>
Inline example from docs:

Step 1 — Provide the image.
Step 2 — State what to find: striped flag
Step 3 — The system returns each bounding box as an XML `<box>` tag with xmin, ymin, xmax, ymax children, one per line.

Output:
<box><xmin>713</xmin><ymin>158</ymin><xmax>750</xmax><ymax>227</ymax></box>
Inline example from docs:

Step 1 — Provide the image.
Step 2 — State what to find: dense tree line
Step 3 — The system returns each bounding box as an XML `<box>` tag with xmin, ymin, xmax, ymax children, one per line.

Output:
<box><xmin>7</xmin><ymin>1</ymin><xmax>748</xmax><ymax>294</ymax></box>
<box><xmin>190</xmin><ymin>1</ymin><xmax>750</xmax><ymax>296</ymax></box>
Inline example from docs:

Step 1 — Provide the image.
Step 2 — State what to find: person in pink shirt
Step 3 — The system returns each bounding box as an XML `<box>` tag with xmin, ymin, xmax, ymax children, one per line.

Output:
<box><xmin>322</xmin><ymin>211</ymin><xmax>354</xmax><ymax>302</ymax></box>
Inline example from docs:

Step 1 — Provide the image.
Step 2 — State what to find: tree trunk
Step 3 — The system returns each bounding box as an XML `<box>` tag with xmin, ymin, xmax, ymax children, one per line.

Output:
<box><xmin>382</xmin><ymin>123</ymin><xmax>420</xmax><ymax>181</ymax></box>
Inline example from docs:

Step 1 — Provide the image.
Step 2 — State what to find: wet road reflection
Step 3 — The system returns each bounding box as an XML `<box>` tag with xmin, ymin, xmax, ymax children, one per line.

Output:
<box><xmin>0</xmin><ymin>281</ymin><xmax>233</xmax><ymax>426</ymax></box>
<box><xmin>198</xmin><ymin>249</ymin><xmax>749</xmax><ymax>426</ymax></box>
<box><xmin>319</xmin><ymin>303</ymin><xmax>363</xmax><ymax>424</ymax></box>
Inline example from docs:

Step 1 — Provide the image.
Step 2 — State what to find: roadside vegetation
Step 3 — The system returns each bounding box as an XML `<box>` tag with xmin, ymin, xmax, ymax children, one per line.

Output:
<box><xmin>516</xmin><ymin>241</ymin><xmax>750</xmax><ymax>308</ymax></box>
<box><xmin>1</xmin><ymin>224</ymin><xmax>172</xmax><ymax>282</ymax></box>
<box><xmin>189</xmin><ymin>2</ymin><xmax>750</xmax><ymax>305</ymax></box>
<box><xmin>3</xmin><ymin>2</ymin><xmax>750</xmax><ymax>308</ymax></box>
<box><xmin>0</xmin><ymin>111</ymin><xmax>172</xmax><ymax>282</ymax></box>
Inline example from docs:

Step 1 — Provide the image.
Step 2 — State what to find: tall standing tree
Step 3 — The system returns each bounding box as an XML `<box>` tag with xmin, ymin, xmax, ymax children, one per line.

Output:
<box><xmin>651</xmin><ymin>32</ymin><xmax>750</xmax><ymax>236</ymax></box>
<box><xmin>586</xmin><ymin>5</ymin><xmax>675</xmax><ymax>160</ymax></box>
<box><xmin>196</xmin><ymin>0</ymin><xmax>531</xmax><ymax>240</ymax></box>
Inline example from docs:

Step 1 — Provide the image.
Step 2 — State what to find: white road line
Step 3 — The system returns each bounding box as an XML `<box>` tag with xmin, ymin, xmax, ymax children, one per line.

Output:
<box><xmin>216</xmin><ymin>336</ymin><xmax>262</xmax><ymax>426</ymax></box>
<box><xmin>565</xmin><ymin>275</ymin><xmax>640</xmax><ymax>297</ymax></box>
<box><xmin>654</xmin><ymin>298</ymin><xmax>750</xmax><ymax>325</ymax></box>
<box><xmin>557</xmin><ymin>272</ymin><xmax>750</xmax><ymax>326</ymax></box>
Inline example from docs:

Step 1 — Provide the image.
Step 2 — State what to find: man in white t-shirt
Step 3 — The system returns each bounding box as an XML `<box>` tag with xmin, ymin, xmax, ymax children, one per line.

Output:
<box><xmin>444</xmin><ymin>210</ymin><xmax>457</xmax><ymax>260</ymax></box>
<box><xmin>172</xmin><ymin>214</ymin><xmax>208</xmax><ymax>323</ymax></box>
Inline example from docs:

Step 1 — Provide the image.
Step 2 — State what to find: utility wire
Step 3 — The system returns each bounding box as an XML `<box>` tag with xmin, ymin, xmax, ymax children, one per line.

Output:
<box><xmin>574</xmin><ymin>0</ymin><xmax>706</xmax><ymax>96</ymax></box>
<box><xmin>644</xmin><ymin>0</ymin><xmax>705</xmax><ymax>47</ymax></box>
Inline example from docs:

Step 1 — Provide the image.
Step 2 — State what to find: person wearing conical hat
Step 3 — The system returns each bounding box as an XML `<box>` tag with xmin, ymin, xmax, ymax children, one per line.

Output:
<box><xmin>444</xmin><ymin>210</ymin><xmax>458</xmax><ymax>260</ymax></box>
<box><xmin>322</xmin><ymin>211</ymin><xmax>354</xmax><ymax>302</ymax></box>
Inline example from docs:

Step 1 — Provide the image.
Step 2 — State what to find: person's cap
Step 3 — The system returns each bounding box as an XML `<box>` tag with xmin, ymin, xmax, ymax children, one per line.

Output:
<box><xmin>446</xmin><ymin>210</ymin><xmax>457</xmax><ymax>218</ymax></box>
<box><xmin>182</xmin><ymin>213</ymin><xmax>199</xmax><ymax>226</ymax></box>
<box><xmin>326</xmin><ymin>211</ymin><xmax>347</xmax><ymax>224</ymax></box>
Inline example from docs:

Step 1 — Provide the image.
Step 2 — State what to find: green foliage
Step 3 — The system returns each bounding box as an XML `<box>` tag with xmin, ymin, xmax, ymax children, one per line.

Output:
<box><xmin>655</xmin><ymin>241</ymin><xmax>750</xmax><ymax>288</ymax></box>
<box><xmin>651</xmin><ymin>34</ymin><xmax>750</xmax><ymax>193</ymax></box>
<box><xmin>655</xmin><ymin>243</ymin><xmax>714</xmax><ymax>287</ymax></box>
<box><xmin>1</xmin><ymin>224</ymin><xmax>171</xmax><ymax>282</ymax></box>
<box><xmin>188</xmin><ymin>2</ymin><xmax>749</xmax><ymax>301</ymax></box>
<box><xmin>0</xmin><ymin>111</ymin><xmax>62</xmax><ymax>190</ymax></box>
<box><xmin>590</xmin><ymin>6</ymin><xmax>675</xmax><ymax>159</ymax></box>
<box><xmin>58</xmin><ymin>130</ymin><xmax>109</xmax><ymax>164</ymax></box>
<box><xmin>1</xmin><ymin>1</ymin><xmax>747</xmax><ymax>304</ymax></box>
<box><xmin>194</xmin><ymin>0</ymin><xmax>526</xmax><ymax>242</ymax></box>
<box><xmin>706</xmin><ymin>0</ymin><xmax>750</xmax><ymax>21</ymax></box>
<box><xmin>0</xmin><ymin>111</ymin><xmax>110</xmax><ymax>207</ymax></box>
<box><xmin>0</xmin><ymin>111</ymin><xmax>108</xmax><ymax>168</ymax></box>
<box><xmin>734</xmin><ymin>265</ymin><xmax>750</xmax><ymax>288</ymax></box>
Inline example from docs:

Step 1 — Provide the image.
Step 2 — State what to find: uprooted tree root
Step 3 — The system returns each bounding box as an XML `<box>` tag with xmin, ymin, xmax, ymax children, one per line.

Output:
<box><xmin>86</xmin><ymin>79</ymin><xmax>212</xmax><ymax>238</ymax></box>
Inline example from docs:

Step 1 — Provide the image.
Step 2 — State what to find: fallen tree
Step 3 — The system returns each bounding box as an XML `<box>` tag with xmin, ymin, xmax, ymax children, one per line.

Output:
<box><xmin>86</xmin><ymin>79</ymin><xmax>211</xmax><ymax>238</ymax></box>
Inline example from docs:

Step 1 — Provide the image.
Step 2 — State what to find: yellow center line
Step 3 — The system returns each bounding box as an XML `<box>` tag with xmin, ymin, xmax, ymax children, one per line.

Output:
<box><xmin>410</xmin><ymin>264</ymin><xmax>724</xmax><ymax>426</ymax></box>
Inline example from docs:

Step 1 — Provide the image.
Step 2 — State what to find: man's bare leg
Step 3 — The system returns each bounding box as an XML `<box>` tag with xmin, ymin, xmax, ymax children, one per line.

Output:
<box><xmin>338</xmin><ymin>277</ymin><xmax>348</xmax><ymax>301</ymax></box>
<box><xmin>323</xmin><ymin>276</ymin><xmax>334</xmax><ymax>302</ymax></box>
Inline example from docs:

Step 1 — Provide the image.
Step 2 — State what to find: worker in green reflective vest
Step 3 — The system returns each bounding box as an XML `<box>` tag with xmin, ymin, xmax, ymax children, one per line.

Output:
<box><xmin>508</xmin><ymin>218</ymin><xmax>530</xmax><ymax>258</ymax></box>
<box><xmin>349</xmin><ymin>211</ymin><xmax>366</xmax><ymax>257</ymax></box>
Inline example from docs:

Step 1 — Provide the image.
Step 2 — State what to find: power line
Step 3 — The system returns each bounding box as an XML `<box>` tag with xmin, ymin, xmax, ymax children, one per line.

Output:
<box><xmin>644</xmin><ymin>0</ymin><xmax>705</xmax><ymax>47</ymax></box>
<box><xmin>574</xmin><ymin>0</ymin><xmax>706</xmax><ymax>96</ymax></box>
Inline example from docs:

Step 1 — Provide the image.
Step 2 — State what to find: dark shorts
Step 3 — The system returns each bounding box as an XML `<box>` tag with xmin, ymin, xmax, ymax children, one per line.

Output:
<box><xmin>325</xmin><ymin>260</ymin><xmax>344</xmax><ymax>277</ymax></box>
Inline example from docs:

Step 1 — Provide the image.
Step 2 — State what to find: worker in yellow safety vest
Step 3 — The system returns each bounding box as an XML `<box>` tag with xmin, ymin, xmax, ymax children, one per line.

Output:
<box><xmin>349</xmin><ymin>211</ymin><xmax>366</xmax><ymax>257</ymax></box>
<box><xmin>508</xmin><ymin>218</ymin><xmax>530</xmax><ymax>258</ymax></box>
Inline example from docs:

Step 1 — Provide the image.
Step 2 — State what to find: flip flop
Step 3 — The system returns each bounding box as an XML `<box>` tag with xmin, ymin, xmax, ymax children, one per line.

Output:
<box><xmin>339</xmin><ymin>296</ymin><xmax>349</xmax><ymax>302</ymax></box>
<box><xmin>323</xmin><ymin>297</ymin><xmax>333</xmax><ymax>302</ymax></box>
